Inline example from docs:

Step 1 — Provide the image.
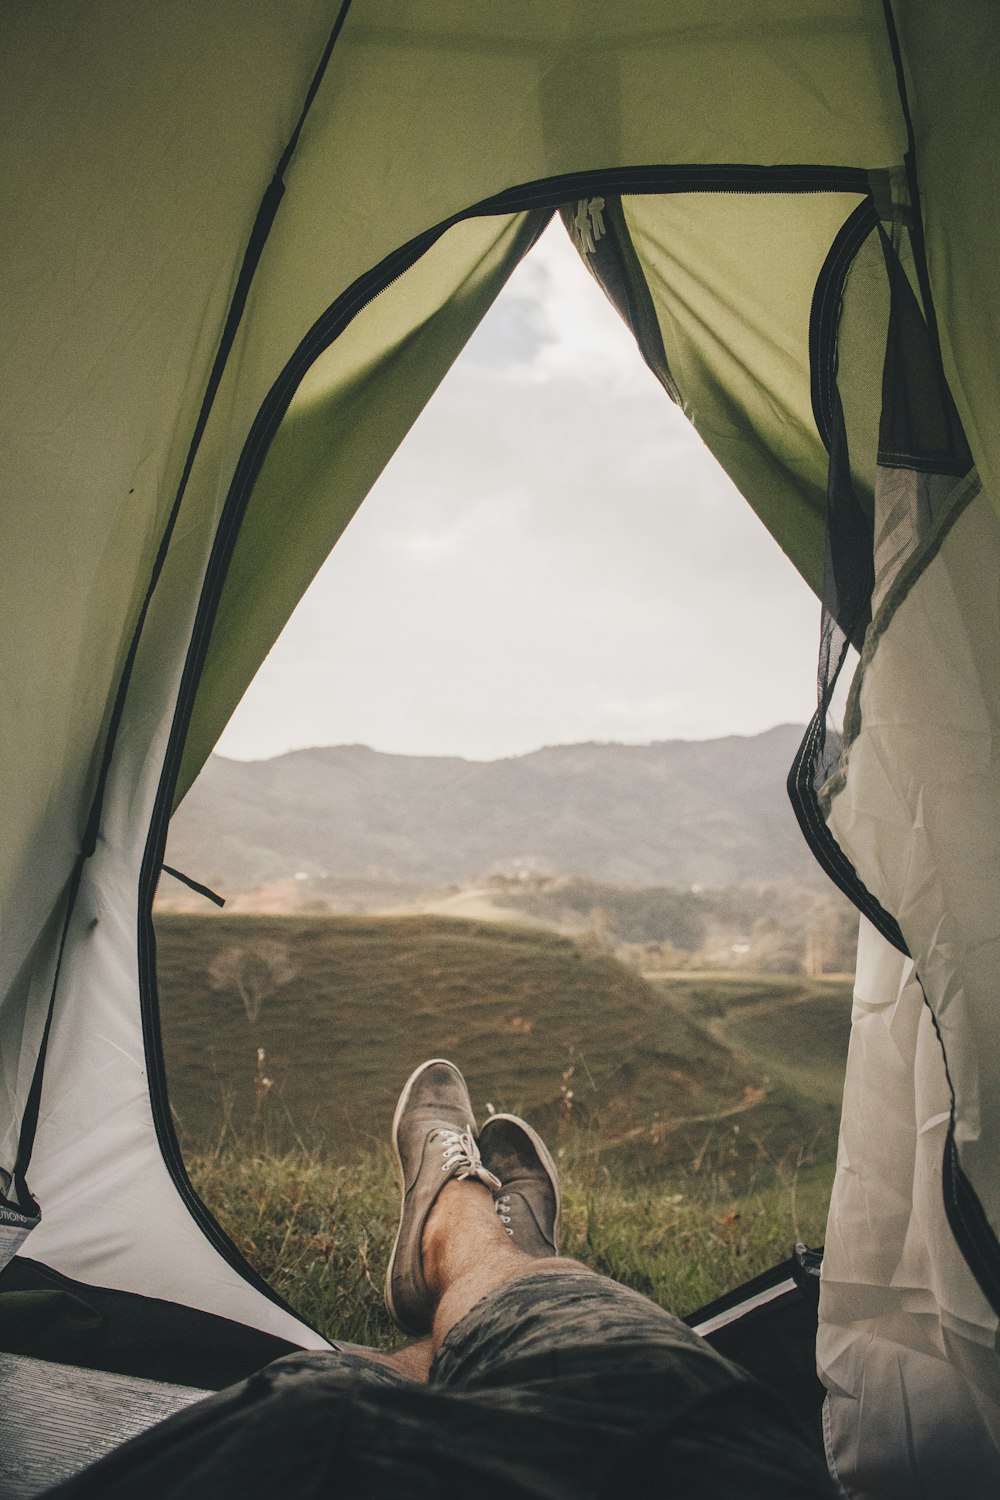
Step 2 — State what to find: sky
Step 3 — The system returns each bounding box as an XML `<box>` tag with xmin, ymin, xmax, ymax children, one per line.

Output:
<box><xmin>216</xmin><ymin>220</ymin><xmax>820</xmax><ymax>764</ymax></box>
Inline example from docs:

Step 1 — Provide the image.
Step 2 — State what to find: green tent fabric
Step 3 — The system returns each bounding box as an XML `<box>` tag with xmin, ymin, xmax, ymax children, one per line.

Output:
<box><xmin>2</xmin><ymin>5</ymin><xmax>999</xmax><ymax>1494</ymax></box>
<box><xmin>172</xmin><ymin>1</ymin><xmax>909</xmax><ymax>791</ymax></box>
<box><xmin>176</xmin><ymin>209</ymin><xmax>550</xmax><ymax>791</ymax></box>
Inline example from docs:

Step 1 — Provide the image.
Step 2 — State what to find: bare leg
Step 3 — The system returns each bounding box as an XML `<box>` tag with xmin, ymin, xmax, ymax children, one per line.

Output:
<box><xmin>339</xmin><ymin>1182</ymin><xmax>572</xmax><ymax>1381</ymax></box>
<box><xmin>422</xmin><ymin>1179</ymin><xmax>588</xmax><ymax>1346</ymax></box>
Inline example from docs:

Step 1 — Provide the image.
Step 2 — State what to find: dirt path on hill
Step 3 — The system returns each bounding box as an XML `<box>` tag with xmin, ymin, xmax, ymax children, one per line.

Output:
<box><xmin>700</xmin><ymin>985</ymin><xmax>815</xmax><ymax>1050</ymax></box>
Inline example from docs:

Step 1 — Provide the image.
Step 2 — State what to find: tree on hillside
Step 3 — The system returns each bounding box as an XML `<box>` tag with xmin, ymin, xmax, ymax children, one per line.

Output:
<box><xmin>207</xmin><ymin>940</ymin><xmax>297</xmax><ymax>1132</ymax></box>
<box><xmin>207</xmin><ymin>940</ymin><xmax>296</xmax><ymax>1026</ymax></box>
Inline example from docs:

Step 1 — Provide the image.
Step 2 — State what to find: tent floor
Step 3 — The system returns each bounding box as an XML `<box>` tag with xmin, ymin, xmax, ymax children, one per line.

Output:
<box><xmin>0</xmin><ymin>1352</ymin><xmax>207</xmax><ymax>1498</ymax></box>
<box><xmin>0</xmin><ymin>1248</ymin><xmax>825</xmax><ymax>1492</ymax></box>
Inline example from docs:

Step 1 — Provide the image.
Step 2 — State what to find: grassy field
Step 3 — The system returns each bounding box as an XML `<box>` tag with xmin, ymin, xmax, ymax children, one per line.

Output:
<box><xmin>648</xmin><ymin>970</ymin><xmax>853</xmax><ymax>1135</ymax></box>
<box><xmin>156</xmin><ymin>914</ymin><xmax>850</xmax><ymax>1178</ymax></box>
<box><xmin>155</xmin><ymin>913</ymin><xmax>851</xmax><ymax>1340</ymax></box>
<box><xmin>188</xmin><ymin>1141</ymin><xmax>834</xmax><ymax>1345</ymax></box>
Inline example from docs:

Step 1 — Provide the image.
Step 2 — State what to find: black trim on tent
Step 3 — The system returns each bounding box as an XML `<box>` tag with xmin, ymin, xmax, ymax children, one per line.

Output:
<box><xmin>133</xmin><ymin>163</ymin><xmax>873</xmax><ymax>1317</ymax></box>
<box><xmin>809</xmin><ymin>198</ymin><xmax>879</xmax><ymax>454</ymax></box>
<box><xmin>796</xmin><ymin>168</ymin><xmax>1000</xmax><ymax>1311</ymax></box>
<box><xmin>0</xmin><ymin>1256</ymin><xmax>301</xmax><ymax>1389</ymax></box>
<box><xmin>880</xmin><ymin>0</ymin><xmax>948</xmax><ymax>384</ymax></box>
<box><xmin>7</xmin><ymin>0</ymin><xmax>355</xmax><ymax>1259</ymax></box>
<box><xmin>487</xmin><ymin>163</ymin><xmax>871</xmax><ymax>203</ymax></box>
<box><xmin>791</xmin><ymin>197</ymin><xmax>909</xmax><ymax>955</ymax></box>
<box><xmin>923</xmin><ymin>994</ymin><xmax>1000</xmax><ymax>1318</ymax></box>
<box><xmin>791</xmin><ymin>204</ymin><xmax>973</xmax><ymax>954</ymax></box>
<box><xmin>787</xmin><ymin>713</ymin><xmax>907</xmax><ymax>953</ymax></box>
<box><xmin>944</xmin><ymin>1137</ymin><xmax>1000</xmax><ymax>1317</ymax></box>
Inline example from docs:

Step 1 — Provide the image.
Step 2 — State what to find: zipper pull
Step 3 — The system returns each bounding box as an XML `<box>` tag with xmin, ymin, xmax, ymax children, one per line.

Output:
<box><xmin>571</xmin><ymin>197</ymin><xmax>607</xmax><ymax>255</ymax></box>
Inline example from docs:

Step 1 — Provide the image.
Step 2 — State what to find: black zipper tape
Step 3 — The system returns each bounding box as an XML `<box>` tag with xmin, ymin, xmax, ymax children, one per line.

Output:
<box><xmin>787</xmin><ymin>712</ymin><xmax>907</xmax><ymax>954</ymax></box>
<box><xmin>38</xmin><ymin>159</ymin><xmax>864</xmax><ymax>1316</ymax></box>
<box><xmin>809</xmin><ymin>198</ymin><xmax>879</xmax><ymax>453</ymax></box>
<box><xmin>944</xmin><ymin>1134</ymin><xmax>1000</xmax><ymax>1316</ymax></box>
<box><xmin>792</xmin><ymin>187</ymin><xmax>909</xmax><ymax>957</ymax></box>
<box><xmin>880</xmin><ymin>0</ymin><xmax>948</xmax><ymax>381</ymax></box>
<box><xmin>922</xmin><ymin>990</ymin><xmax>1000</xmax><ymax>1317</ymax></box>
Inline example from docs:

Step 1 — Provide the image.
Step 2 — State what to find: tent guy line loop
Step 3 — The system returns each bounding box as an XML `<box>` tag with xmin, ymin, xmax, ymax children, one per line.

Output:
<box><xmin>570</xmin><ymin>197</ymin><xmax>607</xmax><ymax>255</ymax></box>
<box><xmin>160</xmin><ymin>867</ymin><xmax>226</xmax><ymax>909</ymax></box>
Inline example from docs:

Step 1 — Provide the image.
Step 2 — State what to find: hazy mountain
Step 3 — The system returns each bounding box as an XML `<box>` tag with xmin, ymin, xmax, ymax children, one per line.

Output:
<box><xmin>163</xmin><ymin>726</ymin><xmax>820</xmax><ymax>896</ymax></box>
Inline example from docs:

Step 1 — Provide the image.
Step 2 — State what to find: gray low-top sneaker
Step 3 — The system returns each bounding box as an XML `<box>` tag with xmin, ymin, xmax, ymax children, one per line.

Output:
<box><xmin>478</xmin><ymin>1113</ymin><xmax>561</xmax><ymax>1258</ymax></box>
<box><xmin>385</xmin><ymin>1059</ymin><xmax>501</xmax><ymax>1335</ymax></box>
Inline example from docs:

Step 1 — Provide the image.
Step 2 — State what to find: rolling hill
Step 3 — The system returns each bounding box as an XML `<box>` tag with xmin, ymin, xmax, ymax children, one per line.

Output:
<box><xmin>164</xmin><ymin>725</ymin><xmax>819</xmax><ymax>896</ymax></box>
<box><xmin>156</xmin><ymin>912</ymin><xmax>850</xmax><ymax>1178</ymax></box>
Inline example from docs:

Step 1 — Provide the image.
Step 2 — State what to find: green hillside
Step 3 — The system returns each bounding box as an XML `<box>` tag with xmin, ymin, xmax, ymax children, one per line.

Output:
<box><xmin>156</xmin><ymin>914</ymin><xmax>851</xmax><ymax>1180</ymax></box>
<box><xmin>654</xmin><ymin>971</ymin><xmax>853</xmax><ymax>1113</ymax></box>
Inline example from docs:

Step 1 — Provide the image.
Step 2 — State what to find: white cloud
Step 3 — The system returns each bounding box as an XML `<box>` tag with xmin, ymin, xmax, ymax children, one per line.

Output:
<box><xmin>215</xmin><ymin>219</ymin><xmax>820</xmax><ymax>764</ymax></box>
<box><xmin>389</xmin><ymin>491</ymin><xmax>531</xmax><ymax>565</ymax></box>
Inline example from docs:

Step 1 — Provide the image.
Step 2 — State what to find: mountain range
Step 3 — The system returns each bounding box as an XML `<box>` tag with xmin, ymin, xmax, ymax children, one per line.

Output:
<box><xmin>163</xmin><ymin>725</ymin><xmax>819</xmax><ymax>896</ymax></box>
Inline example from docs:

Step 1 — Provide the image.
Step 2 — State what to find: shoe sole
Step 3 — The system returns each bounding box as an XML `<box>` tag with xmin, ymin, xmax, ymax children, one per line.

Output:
<box><xmin>484</xmin><ymin>1112</ymin><xmax>562</xmax><ymax>1251</ymax></box>
<box><xmin>384</xmin><ymin>1058</ymin><xmax>460</xmax><ymax>1333</ymax></box>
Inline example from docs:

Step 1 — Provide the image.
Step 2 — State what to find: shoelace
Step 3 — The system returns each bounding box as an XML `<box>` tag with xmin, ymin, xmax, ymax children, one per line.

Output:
<box><xmin>496</xmin><ymin>1192</ymin><xmax>514</xmax><ymax>1235</ymax></box>
<box><xmin>439</xmin><ymin>1127</ymin><xmax>501</xmax><ymax>1191</ymax></box>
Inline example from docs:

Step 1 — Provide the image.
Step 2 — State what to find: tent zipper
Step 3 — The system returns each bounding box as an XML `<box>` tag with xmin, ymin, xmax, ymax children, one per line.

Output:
<box><xmin>136</xmin><ymin>158</ymin><xmax>877</xmax><ymax>1311</ymax></box>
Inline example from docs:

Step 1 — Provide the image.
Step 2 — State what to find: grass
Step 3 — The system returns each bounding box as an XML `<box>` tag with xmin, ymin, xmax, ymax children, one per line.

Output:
<box><xmin>157</xmin><ymin>914</ymin><xmax>851</xmax><ymax>1178</ymax></box>
<box><xmin>188</xmin><ymin>1136</ymin><xmax>834</xmax><ymax>1347</ymax></box>
<box><xmin>723</xmin><ymin>993</ymin><xmax>851</xmax><ymax>1107</ymax></box>
<box><xmin>650</xmin><ymin>971</ymin><xmax>852</xmax><ymax>1113</ymax></box>
<box><xmin>158</xmin><ymin>913</ymin><xmax>850</xmax><ymax>1344</ymax></box>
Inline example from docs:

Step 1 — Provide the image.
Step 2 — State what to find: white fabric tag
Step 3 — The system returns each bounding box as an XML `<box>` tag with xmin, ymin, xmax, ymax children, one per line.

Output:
<box><xmin>0</xmin><ymin>1201</ymin><xmax>38</xmax><ymax>1272</ymax></box>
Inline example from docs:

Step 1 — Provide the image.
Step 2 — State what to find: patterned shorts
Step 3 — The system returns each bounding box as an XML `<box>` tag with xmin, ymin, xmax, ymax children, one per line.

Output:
<box><xmin>49</xmin><ymin>1270</ymin><xmax>835</xmax><ymax>1499</ymax></box>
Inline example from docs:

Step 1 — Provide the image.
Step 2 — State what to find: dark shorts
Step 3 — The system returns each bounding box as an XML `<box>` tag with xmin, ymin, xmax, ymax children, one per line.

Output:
<box><xmin>48</xmin><ymin>1270</ymin><xmax>836</xmax><ymax>1499</ymax></box>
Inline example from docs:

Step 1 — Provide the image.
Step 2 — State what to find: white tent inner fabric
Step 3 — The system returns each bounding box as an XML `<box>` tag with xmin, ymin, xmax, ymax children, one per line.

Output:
<box><xmin>820</xmin><ymin>481</ymin><xmax>1000</xmax><ymax>1491</ymax></box>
